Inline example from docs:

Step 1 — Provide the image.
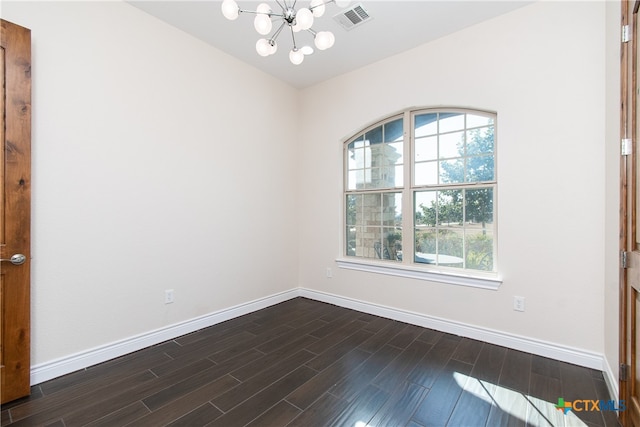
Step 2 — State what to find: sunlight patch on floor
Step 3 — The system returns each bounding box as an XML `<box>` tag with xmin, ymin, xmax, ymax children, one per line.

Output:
<box><xmin>453</xmin><ymin>372</ymin><xmax>588</xmax><ymax>427</ymax></box>
<box><xmin>353</xmin><ymin>372</ymin><xmax>590</xmax><ymax>427</ymax></box>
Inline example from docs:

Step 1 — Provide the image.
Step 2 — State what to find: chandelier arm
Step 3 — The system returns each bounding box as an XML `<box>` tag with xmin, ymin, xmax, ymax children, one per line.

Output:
<box><xmin>270</xmin><ymin>20</ymin><xmax>287</xmax><ymax>42</ymax></box>
<box><xmin>239</xmin><ymin>8</ymin><xmax>284</xmax><ymax>18</ymax></box>
<box><xmin>290</xmin><ymin>25</ymin><xmax>298</xmax><ymax>50</ymax></box>
<box><xmin>309</xmin><ymin>0</ymin><xmax>333</xmax><ymax>12</ymax></box>
<box><xmin>273</xmin><ymin>0</ymin><xmax>286</xmax><ymax>13</ymax></box>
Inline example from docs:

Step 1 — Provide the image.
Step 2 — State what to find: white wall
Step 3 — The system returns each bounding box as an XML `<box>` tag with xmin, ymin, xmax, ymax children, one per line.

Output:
<box><xmin>3</xmin><ymin>1</ymin><xmax>299</xmax><ymax>365</ymax></box>
<box><xmin>298</xmin><ymin>1</ymin><xmax>607</xmax><ymax>355</ymax></box>
<box><xmin>604</xmin><ymin>0</ymin><xmax>621</xmax><ymax>391</ymax></box>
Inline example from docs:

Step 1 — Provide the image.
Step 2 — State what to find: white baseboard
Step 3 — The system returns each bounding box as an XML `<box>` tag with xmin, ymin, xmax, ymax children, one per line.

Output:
<box><xmin>30</xmin><ymin>289</ymin><xmax>299</xmax><ymax>385</ymax></box>
<box><xmin>298</xmin><ymin>288</ymin><xmax>607</xmax><ymax>372</ymax></box>
<box><xmin>32</xmin><ymin>287</ymin><xmax>613</xmax><ymax>389</ymax></box>
<box><xmin>603</xmin><ymin>357</ymin><xmax>619</xmax><ymax>401</ymax></box>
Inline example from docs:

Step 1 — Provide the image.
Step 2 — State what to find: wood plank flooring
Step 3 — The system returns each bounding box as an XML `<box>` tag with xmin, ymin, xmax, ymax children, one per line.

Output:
<box><xmin>1</xmin><ymin>297</ymin><xmax>621</xmax><ymax>426</ymax></box>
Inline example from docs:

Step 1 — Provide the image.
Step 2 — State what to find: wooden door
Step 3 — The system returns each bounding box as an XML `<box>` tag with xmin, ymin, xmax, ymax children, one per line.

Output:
<box><xmin>0</xmin><ymin>19</ymin><xmax>31</xmax><ymax>404</ymax></box>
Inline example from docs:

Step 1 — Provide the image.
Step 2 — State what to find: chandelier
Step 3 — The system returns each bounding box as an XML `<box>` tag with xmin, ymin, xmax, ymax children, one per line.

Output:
<box><xmin>221</xmin><ymin>0</ymin><xmax>351</xmax><ymax>65</ymax></box>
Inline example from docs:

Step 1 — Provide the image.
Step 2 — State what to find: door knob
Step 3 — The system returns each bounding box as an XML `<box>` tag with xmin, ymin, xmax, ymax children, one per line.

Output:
<box><xmin>0</xmin><ymin>254</ymin><xmax>26</xmax><ymax>265</ymax></box>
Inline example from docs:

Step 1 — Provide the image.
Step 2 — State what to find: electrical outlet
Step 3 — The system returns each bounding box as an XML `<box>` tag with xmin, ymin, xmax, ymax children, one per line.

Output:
<box><xmin>513</xmin><ymin>296</ymin><xmax>525</xmax><ymax>312</ymax></box>
<box><xmin>165</xmin><ymin>289</ymin><xmax>174</xmax><ymax>304</ymax></box>
<box><xmin>326</xmin><ymin>267</ymin><xmax>333</xmax><ymax>278</ymax></box>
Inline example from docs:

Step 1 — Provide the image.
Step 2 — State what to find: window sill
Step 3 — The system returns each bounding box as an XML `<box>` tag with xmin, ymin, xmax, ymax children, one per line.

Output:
<box><xmin>335</xmin><ymin>258</ymin><xmax>502</xmax><ymax>290</ymax></box>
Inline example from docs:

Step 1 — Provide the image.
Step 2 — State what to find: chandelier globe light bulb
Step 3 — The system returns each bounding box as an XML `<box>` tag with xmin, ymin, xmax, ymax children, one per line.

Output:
<box><xmin>254</xmin><ymin>14</ymin><xmax>272</xmax><ymax>35</ymax></box>
<box><xmin>289</xmin><ymin>49</ymin><xmax>304</xmax><ymax>65</ymax></box>
<box><xmin>310</xmin><ymin>0</ymin><xmax>326</xmax><ymax>17</ymax></box>
<box><xmin>327</xmin><ymin>31</ymin><xmax>335</xmax><ymax>48</ymax></box>
<box><xmin>256</xmin><ymin>3</ymin><xmax>271</xmax><ymax>14</ymax></box>
<box><xmin>295</xmin><ymin>8</ymin><xmax>314</xmax><ymax>31</ymax></box>
<box><xmin>314</xmin><ymin>31</ymin><xmax>335</xmax><ymax>50</ymax></box>
<box><xmin>256</xmin><ymin>38</ymin><xmax>271</xmax><ymax>56</ymax></box>
<box><xmin>221</xmin><ymin>0</ymin><xmax>239</xmax><ymax>20</ymax></box>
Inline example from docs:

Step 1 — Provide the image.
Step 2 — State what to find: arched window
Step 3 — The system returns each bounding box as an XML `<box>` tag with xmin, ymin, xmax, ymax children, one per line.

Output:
<box><xmin>343</xmin><ymin>108</ymin><xmax>498</xmax><ymax>283</ymax></box>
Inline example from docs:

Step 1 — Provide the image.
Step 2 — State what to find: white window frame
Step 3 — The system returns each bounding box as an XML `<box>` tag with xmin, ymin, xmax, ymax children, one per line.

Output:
<box><xmin>337</xmin><ymin>108</ymin><xmax>502</xmax><ymax>290</ymax></box>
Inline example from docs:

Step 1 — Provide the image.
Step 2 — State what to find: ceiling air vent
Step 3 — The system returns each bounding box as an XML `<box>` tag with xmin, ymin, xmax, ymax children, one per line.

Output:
<box><xmin>333</xmin><ymin>3</ymin><xmax>371</xmax><ymax>31</ymax></box>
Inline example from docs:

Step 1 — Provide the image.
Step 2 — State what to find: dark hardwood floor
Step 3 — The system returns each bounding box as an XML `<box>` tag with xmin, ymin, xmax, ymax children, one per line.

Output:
<box><xmin>1</xmin><ymin>297</ymin><xmax>620</xmax><ymax>426</ymax></box>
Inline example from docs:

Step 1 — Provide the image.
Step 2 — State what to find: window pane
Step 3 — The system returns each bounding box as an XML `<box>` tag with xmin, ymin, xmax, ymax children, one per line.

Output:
<box><xmin>466</xmin><ymin>126</ymin><xmax>494</xmax><ymax>155</ymax></box>
<box><xmin>465</xmin><ymin>230</ymin><xmax>494</xmax><ymax>271</ymax></box>
<box><xmin>415</xmin><ymin>136</ymin><xmax>437</xmax><ymax>162</ymax></box>
<box><xmin>394</xmin><ymin>165</ymin><xmax>403</xmax><ymax>187</ymax></box>
<box><xmin>347</xmin><ymin>150</ymin><xmax>357</xmax><ymax>170</ymax></box>
<box><xmin>383</xmin><ymin>228</ymin><xmax>402</xmax><ymax>261</ymax></box>
<box><xmin>383</xmin><ymin>193</ymin><xmax>402</xmax><ymax>226</ymax></box>
<box><xmin>415</xmin><ymin>229</ymin><xmax>464</xmax><ymax>266</ymax></box>
<box><xmin>347</xmin><ymin>169</ymin><xmax>366</xmax><ymax>190</ymax></box>
<box><xmin>413</xmin><ymin>185</ymin><xmax>494</xmax><ymax>271</ymax></box>
<box><xmin>415</xmin><ymin>228</ymin><xmax>436</xmax><ymax>261</ymax></box>
<box><xmin>384</xmin><ymin>119</ymin><xmax>403</xmax><ymax>142</ymax></box>
<box><xmin>415</xmin><ymin>161</ymin><xmax>438</xmax><ymax>186</ymax></box>
<box><xmin>349</xmin><ymin>226</ymin><xmax>380</xmax><ymax>259</ymax></box>
<box><xmin>465</xmin><ymin>187</ymin><xmax>493</xmax><ymax>225</ymax></box>
<box><xmin>362</xmin><ymin>193</ymin><xmax>380</xmax><ymax>215</ymax></box>
<box><xmin>358</xmin><ymin>147</ymin><xmax>368</xmax><ymax>169</ymax></box>
<box><xmin>467</xmin><ymin>114</ymin><xmax>494</xmax><ymax>129</ymax></box>
<box><xmin>347</xmin><ymin>227</ymin><xmax>365</xmax><ymax>257</ymax></box>
<box><xmin>370</xmin><ymin>168</ymin><xmax>386</xmax><ymax>188</ymax></box>
<box><xmin>369</xmin><ymin>144</ymin><xmax>384</xmax><ymax>167</ymax></box>
<box><xmin>367</xmin><ymin>143</ymin><xmax>402</xmax><ymax>189</ymax></box>
<box><xmin>415</xmin><ymin>113</ymin><xmax>438</xmax><ymax>137</ymax></box>
<box><xmin>346</xmin><ymin>194</ymin><xmax>358</xmax><ymax>225</ymax></box>
<box><xmin>346</xmin><ymin>192</ymin><xmax>401</xmax><ymax>261</ymax></box>
<box><xmin>364</xmin><ymin>226</ymin><xmax>383</xmax><ymax>259</ymax></box>
<box><xmin>377</xmin><ymin>166</ymin><xmax>400</xmax><ymax>188</ymax></box>
<box><xmin>365</xmin><ymin>126</ymin><xmax>383</xmax><ymax>145</ymax></box>
<box><xmin>437</xmin><ymin>190</ymin><xmax>463</xmax><ymax>225</ymax></box>
<box><xmin>439</xmin><ymin>131</ymin><xmax>463</xmax><ymax>159</ymax></box>
<box><xmin>347</xmin><ymin>135</ymin><xmax>364</xmax><ymax>150</ymax></box>
<box><xmin>438</xmin><ymin>229</ymin><xmax>464</xmax><ymax>259</ymax></box>
<box><xmin>388</xmin><ymin>141</ymin><xmax>403</xmax><ymax>165</ymax></box>
<box><xmin>346</xmin><ymin>226</ymin><xmax>357</xmax><ymax>256</ymax></box>
<box><xmin>415</xmin><ymin>191</ymin><xmax>436</xmax><ymax>226</ymax></box>
<box><xmin>347</xmin><ymin>146</ymin><xmax>366</xmax><ymax>169</ymax></box>
<box><xmin>466</xmin><ymin>155</ymin><xmax>494</xmax><ymax>182</ymax></box>
<box><xmin>440</xmin><ymin>159</ymin><xmax>463</xmax><ymax>184</ymax></box>
<box><xmin>439</xmin><ymin>113</ymin><xmax>465</xmax><ymax>133</ymax></box>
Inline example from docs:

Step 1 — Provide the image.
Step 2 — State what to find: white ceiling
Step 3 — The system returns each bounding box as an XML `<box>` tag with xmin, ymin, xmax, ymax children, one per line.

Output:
<box><xmin>128</xmin><ymin>1</ymin><xmax>532</xmax><ymax>89</ymax></box>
